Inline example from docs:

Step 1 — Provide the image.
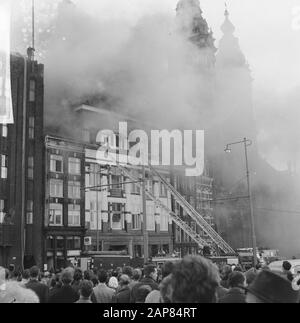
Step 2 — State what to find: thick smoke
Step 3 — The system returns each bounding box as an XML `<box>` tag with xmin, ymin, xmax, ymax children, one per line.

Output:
<box><xmin>11</xmin><ymin>0</ymin><xmax>300</xmax><ymax>257</ymax></box>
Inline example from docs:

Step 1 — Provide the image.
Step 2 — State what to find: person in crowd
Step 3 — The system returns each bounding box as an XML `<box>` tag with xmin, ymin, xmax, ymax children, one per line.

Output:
<box><xmin>145</xmin><ymin>261</ymin><xmax>174</xmax><ymax>303</ymax></box>
<box><xmin>129</xmin><ymin>268</ymin><xmax>142</xmax><ymax>291</ymax></box>
<box><xmin>25</xmin><ymin>266</ymin><xmax>49</xmax><ymax>303</ymax></box>
<box><xmin>131</xmin><ymin>264</ymin><xmax>159</xmax><ymax>303</ymax></box>
<box><xmin>91</xmin><ymin>275</ymin><xmax>99</xmax><ymax>288</ymax></box>
<box><xmin>159</xmin><ymin>274</ymin><xmax>173</xmax><ymax>303</ymax></box>
<box><xmin>92</xmin><ymin>270</ymin><xmax>115</xmax><ymax>303</ymax></box>
<box><xmin>220</xmin><ymin>265</ymin><xmax>232</xmax><ymax>289</ymax></box>
<box><xmin>282</xmin><ymin>261</ymin><xmax>294</xmax><ymax>282</ymax></box>
<box><xmin>246</xmin><ymin>270</ymin><xmax>300</xmax><ymax>303</ymax></box>
<box><xmin>135</xmin><ymin>285</ymin><xmax>152</xmax><ymax>303</ymax></box>
<box><xmin>76</xmin><ymin>280</ymin><xmax>94</xmax><ymax>304</ymax></box>
<box><xmin>219</xmin><ymin>272</ymin><xmax>246</xmax><ymax>303</ymax></box>
<box><xmin>245</xmin><ymin>268</ymin><xmax>257</xmax><ymax>286</ymax></box>
<box><xmin>169</xmin><ymin>256</ymin><xmax>219</xmax><ymax>303</ymax></box>
<box><xmin>20</xmin><ymin>269</ymin><xmax>30</xmax><ymax>287</ymax></box>
<box><xmin>48</xmin><ymin>267</ymin><xmax>79</xmax><ymax>303</ymax></box>
<box><xmin>72</xmin><ymin>268</ymin><xmax>83</xmax><ymax>295</ymax></box>
<box><xmin>114</xmin><ymin>275</ymin><xmax>131</xmax><ymax>303</ymax></box>
<box><xmin>122</xmin><ymin>266</ymin><xmax>133</xmax><ymax>280</ymax></box>
<box><xmin>108</xmin><ymin>273</ymin><xmax>119</xmax><ymax>292</ymax></box>
<box><xmin>49</xmin><ymin>274</ymin><xmax>62</xmax><ymax>298</ymax></box>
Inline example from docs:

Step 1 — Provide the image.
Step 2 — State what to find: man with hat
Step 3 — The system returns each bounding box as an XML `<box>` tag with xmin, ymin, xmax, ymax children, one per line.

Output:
<box><xmin>246</xmin><ymin>270</ymin><xmax>300</xmax><ymax>303</ymax></box>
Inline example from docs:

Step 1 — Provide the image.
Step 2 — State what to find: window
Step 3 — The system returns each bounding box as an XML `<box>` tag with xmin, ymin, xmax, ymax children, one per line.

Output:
<box><xmin>49</xmin><ymin>204</ymin><xmax>63</xmax><ymax>226</ymax></box>
<box><xmin>88</xmin><ymin>164</ymin><xmax>101</xmax><ymax>187</ymax></box>
<box><xmin>160</xmin><ymin>210</ymin><xmax>169</xmax><ymax>232</ymax></box>
<box><xmin>0</xmin><ymin>200</ymin><xmax>5</xmax><ymax>224</ymax></box>
<box><xmin>1</xmin><ymin>155</ymin><xmax>7</xmax><ymax>179</ymax></box>
<box><xmin>66</xmin><ymin>237</ymin><xmax>74</xmax><ymax>250</ymax></box>
<box><xmin>160</xmin><ymin>181</ymin><xmax>167</xmax><ymax>198</ymax></box>
<box><xmin>74</xmin><ymin>236</ymin><xmax>81</xmax><ymax>250</ymax></box>
<box><xmin>29</xmin><ymin>79</ymin><xmax>36</xmax><ymax>102</ymax></box>
<box><xmin>2</xmin><ymin>124</ymin><xmax>8</xmax><ymax>138</ymax></box>
<box><xmin>26</xmin><ymin>200</ymin><xmax>33</xmax><ymax>225</ymax></box>
<box><xmin>132</xmin><ymin>214</ymin><xmax>141</xmax><ymax>230</ymax></box>
<box><xmin>50</xmin><ymin>179</ymin><xmax>63</xmax><ymax>198</ymax></box>
<box><xmin>110</xmin><ymin>203</ymin><xmax>124</xmax><ymax>230</ymax></box>
<box><xmin>68</xmin><ymin>181</ymin><xmax>81</xmax><ymax>199</ymax></box>
<box><xmin>28</xmin><ymin>117</ymin><xmax>34</xmax><ymax>139</ymax></box>
<box><xmin>50</xmin><ymin>155</ymin><xmax>63</xmax><ymax>173</ymax></box>
<box><xmin>146</xmin><ymin>205</ymin><xmax>155</xmax><ymax>231</ymax></box>
<box><xmin>56</xmin><ymin>236</ymin><xmax>64</xmax><ymax>250</ymax></box>
<box><xmin>28</xmin><ymin>157</ymin><xmax>34</xmax><ymax>179</ymax></box>
<box><xmin>68</xmin><ymin>158</ymin><xmax>81</xmax><ymax>175</ymax></box>
<box><xmin>68</xmin><ymin>204</ymin><xmax>81</xmax><ymax>227</ymax></box>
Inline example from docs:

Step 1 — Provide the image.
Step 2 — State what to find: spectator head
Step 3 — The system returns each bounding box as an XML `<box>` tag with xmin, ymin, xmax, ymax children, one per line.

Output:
<box><xmin>221</xmin><ymin>265</ymin><xmax>232</xmax><ymax>280</ymax></box>
<box><xmin>228</xmin><ymin>272</ymin><xmax>246</xmax><ymax>288</ymax></box>
<box><xmin>83</xmin><ymin>270</ymin><xmax>91</xmax><ymax>281</ymax></box>
<box><xmin>97</xmin><ymin>270</ymin><xmax>108</xmax><ymax>284</ymax></box>
<box><xmin>108</xmin><ymin>276</ymin><xmax>118</xmax><ymax>290</ymax></box>
<box><xmin>29</xmin><ymin>266</ymin><xmax>40</xmax><ymax>279</ymax></box>
<box><xmin>233</xmin><ymin>265</ymin><xmax>243</xmax><ymax>272</ymax></box>
<box><xmin>132</xmin><ymin>269</ymin><xmax>142</xmax><ymax>281</ymax></box>
<box><xmin>245</xmin><ymin>264</ymin><xmax>252</xmax><ymax>271</ymax></box>
<box><xmin>79</xmin><ymin>280</ymin><xmax>93</xmax><ymax>299</ymax></box>
<box><xmin>162</xmin><ymin>262</ymin><xmax>174</xmax><ymax>279</ymax></box>
<box><xmin>91</xmin><ymin>275</ymin><xmax>99</xmax><ymax>287</ymax></box>
<box><xmin>73</xmin><ymin>269</ymin><xmax>83</xmax><ymax>282</ymax></box>
<box><xmin>61</xmin><ymin>267</ymin><xmax>74</xmax><ymax>285</ymax></box>
<box><xmin>122</xmin><ymin>266</ymin><xmax>133</xmax><ymax>278</ymax></box>
<box><xmin>246</xmin><ymin>270</ymin><xmax>300</xmax><ymax>303</ymax></box>
<box><xmin>119</xmin><ymin>275</ymin><xmax>130</xmax><ymax>287</ymax></box>
<box><xmin>170</xmin><ymin>256</ymin><xmax>219</xmax><ymax>303</ymax></box>
<box><xmin>136</xmin><ymin>285</ymin><xmax>152</xmax><ymax>303</ymax></box>
<box><xmin>8</xmin><ymin>264</ymin><xmax>15</xmax><ymax>273</ymax></box>
<box><xmin>144</xmin><ymin>264</ymin><xmax>158</xmax><ymax>281</ymax></box>
<box><xmin>245</xmin><ymin>268</ymin><xmax>257</xmax><ymax>286</ymax></box>
<box><xmin>160</xmin><ymin>275</ymin><xmax>173</xmax><ymax>303</ymax></box>
<box><xmin>50</xmin><ymin>278</ymin><xmax>57</xmax><ymax>289</ymax></box>
<box><xmin>283</xmin><ymin>261</ymin><xmax>292</xmax><ymax>272</ymax></box>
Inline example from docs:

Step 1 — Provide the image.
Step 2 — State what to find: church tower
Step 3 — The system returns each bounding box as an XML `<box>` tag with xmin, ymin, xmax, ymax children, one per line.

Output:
<box><xmin>176</xmin><ymin>0</ymin><xmax>217</xmax><ymax>70</ymax></box>
<box><xmin>215</xmin><ymin>6</ymin><xmax>256</xmax><ymax>145</ymax></box>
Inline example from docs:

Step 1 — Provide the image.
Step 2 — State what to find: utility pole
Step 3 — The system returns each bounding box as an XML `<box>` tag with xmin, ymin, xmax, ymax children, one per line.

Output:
<box><xmin>243</xmin><ymin>138</ymin><xmax>258</xmax><ymax>267</ymax></box>
<box><xmin>225</xmin><ymin>138</ymin><xmax>258</xmax><ymax>267</ymax></box>
<box><xmin>142</xmin><ymin>165</ymin><xmax>149</xmax><ymax>264</ymax></box>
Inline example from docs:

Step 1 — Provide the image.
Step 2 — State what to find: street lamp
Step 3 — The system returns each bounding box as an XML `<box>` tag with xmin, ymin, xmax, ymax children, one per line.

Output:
<box><xmin>224</xmin><ymin>138</ymin><xmax>258</xmax><ymax>267</ymax></box>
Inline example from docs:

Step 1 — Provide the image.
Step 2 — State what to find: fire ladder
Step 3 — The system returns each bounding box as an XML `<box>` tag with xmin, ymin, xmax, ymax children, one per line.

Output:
<box><xmin>116</xmin><ymin>162</ymin><xmax>235</xmax><ymax>255</ymax></box>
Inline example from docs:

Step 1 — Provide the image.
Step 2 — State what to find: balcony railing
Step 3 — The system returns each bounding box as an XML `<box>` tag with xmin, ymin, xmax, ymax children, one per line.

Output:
<box><xmin>0</xmin><ymin>224</ymin><xmax>15</xmax><ymax>247</ymax></box>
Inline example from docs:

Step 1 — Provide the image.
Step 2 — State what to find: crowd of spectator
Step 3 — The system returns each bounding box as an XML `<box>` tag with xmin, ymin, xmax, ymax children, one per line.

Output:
<box><xmin>1</xmin><ymin>256</ymin><xmax>300</xmax><ymax>303</ymax></box>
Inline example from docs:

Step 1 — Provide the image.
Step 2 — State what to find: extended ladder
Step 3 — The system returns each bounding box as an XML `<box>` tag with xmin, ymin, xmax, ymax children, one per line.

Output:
<box><xmin>148</xmin><ymin>165</ymin><xmax>236</xmax><ymax>255</ymax></box>
<box><xmin>117</xmin><ymin>164</ymin><xmax>208</xmax><ymax>249</ymax></box>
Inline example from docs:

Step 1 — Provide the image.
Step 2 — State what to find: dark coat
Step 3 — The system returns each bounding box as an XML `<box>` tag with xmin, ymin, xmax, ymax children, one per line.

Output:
<box><xmin>114</xmin><ymin>286</ymin><xmax>131</xmax><ymax>303</ymax></box>
<box><xmin>218</xmin><ymin>288</ymin><xmax>246</xmax><ymax>304</ymax></box>
<box><xmin>131</xmin><ymin>277</ymin><xmax>159</xmax><ymax>303</ymax></box>
<box><xmin>48</xmin><ymin>284</ymin><xmax>80</xmax><ymax>303</ymax></box>
<box><xmin>26</xmin><ymin>279</ymin><xmax>49</xmax><ymax>303</ymax></box>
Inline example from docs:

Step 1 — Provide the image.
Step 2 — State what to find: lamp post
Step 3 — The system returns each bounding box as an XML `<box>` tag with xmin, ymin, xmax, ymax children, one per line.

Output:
<box><xmin>225</xmin><ymin>138</ymin><xmax>258</xmax><ymax>267</ymax></box>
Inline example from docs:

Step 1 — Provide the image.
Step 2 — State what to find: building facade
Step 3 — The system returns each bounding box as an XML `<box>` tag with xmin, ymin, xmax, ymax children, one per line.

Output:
<box><xmin>0</xmin><ymin>52</ymin><xmax>44</xmax><ymax>269</ymax></box>
<box><xmin>43</xmin><ymin>135</ymin><xmax>86</xmax><ymax>270</ymax></box>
